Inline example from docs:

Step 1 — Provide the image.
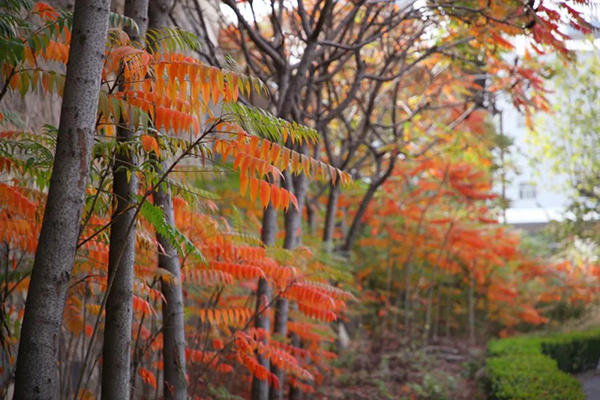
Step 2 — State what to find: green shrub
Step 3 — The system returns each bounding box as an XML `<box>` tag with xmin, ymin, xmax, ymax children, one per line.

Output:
<box><xmin>541</xmin><ymin>329</ymin><xmax>600</xmax><ymax>373</ymax></box>
<box><xmin>487</xmin><ymin>329</ymin><xmax>600</xmax><ymax>399</ymax></box>
<box><xmin>487</xmin><ymin>354</ymin><xmax>583</xmax><ymax>400</ymax></box>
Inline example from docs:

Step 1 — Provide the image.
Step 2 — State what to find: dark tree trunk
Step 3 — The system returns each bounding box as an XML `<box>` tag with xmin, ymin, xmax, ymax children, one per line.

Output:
<box><xmin>13</xmin><ymin>0</ymin><xmax>110</xmax><ymax>397</ymax></box>
<box><xmin>101</xmin><ymin>0</ymin><xmax>148</xmax><ymax>397</ymax></box>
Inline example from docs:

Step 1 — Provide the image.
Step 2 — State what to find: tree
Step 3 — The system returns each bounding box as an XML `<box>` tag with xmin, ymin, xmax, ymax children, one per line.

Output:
<box><xmin>101</xmin><ymin>0</ymin><xmax>149</xmax><ymax>397</ymax></box>
<box><xmin>147</xmin><ymin>1</ymin><xmax>189</xmax><ymax>398</ymax></box>
<box><xmin>12</xmin><ymin>0</ymin><xmax>111</xmax><ymax>397</ymax></box>
<box><xmin>532</xmin><ymin>49</ymin><xmax>600</xmax><ymax>245</ymax></box>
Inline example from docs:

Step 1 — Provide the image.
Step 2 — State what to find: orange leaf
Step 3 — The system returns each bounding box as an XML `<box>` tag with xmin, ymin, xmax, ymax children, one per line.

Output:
<box><xmin>271</xmin><ymin>185</ymin><xmax>281</xmax><ymax>209</ymax></box>
<box><xmin>260</xmin><ymin>180</ymin><xmax>271</xmax><ymax>208</ymax></box>
<box><xmin>141</xmin><ymin>134</ymin><xmax>160</xmax><ymax>155</ymax></box>
<box><xmin>250</xmin><ymin>177</ymin><xmax>259</xmax><ymax>202</ymax></box>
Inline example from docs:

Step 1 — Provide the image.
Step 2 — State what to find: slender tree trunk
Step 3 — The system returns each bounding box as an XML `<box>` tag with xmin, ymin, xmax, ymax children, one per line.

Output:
<box><xmin>433</xmin><ymin>286</ymin><xmax>441</xmax><ymax>342</ymax></box>
<box><xmin>306</xmin><ymin>202</ymin><xmax>316</xmax><ymax>234</ymax></box>
<box><xmin>13</xmin><ymin>0</ymin><xmax>110</xmax><ymax>397</ymax></box>
<box><xmin>469</xmin><ymin>271</ymin><xmax>476</xmax><ymax>345</ymax></box>
<box><xmin>322</xmin><ymin>183</ymin><xmax>340</xmax><ymax>253</ymax></box>
<box><xmin>283</xmin><ymin>172</ymin><xmax>307</xmax><ymax>250</ymax></box>
<box><xmin>147</xmin><ymin>2</ymin><xmax>187</xmax><ymax>398</ymax></box>
<box><xmin>403</xmin><ymin>263</ymin><xmax>413</xmax><ymax>338</ymax></box>
<box><xmin>253</xmin><ymin>204</ymin><xmax>276</xmax><ymax>400</ymax></box>
<box><xmin>154</xmin><ymin>178</ymin><xmax>188</xmax><ymax>399</ymax></box>
<box><xmin>445</xmin><ymin>285</ymin><xmax>452</xmax><ymax>338</ymax></box>
<box><xmin>269</xmin><ymin>168</ymin><xmax>307</xmax><ymax>400</ymax></box>
<box><xmin>288</xmin><ymin>333</ymin><xmax>303</xmax><ymax>400</ymax></box>
<box><xmin>252</xmin><ymin>277</ymin><xmax>272</xmax><ymax>400</ymax></box>
<box><xmin>101</xmin><ymin>0</ymin><xmax>148</xmax><ymax>397</ymax></box>
<box><xmin>341</xmin><ymin>157</ymin><xmax>395</xmax><ymax>253</ymax></box>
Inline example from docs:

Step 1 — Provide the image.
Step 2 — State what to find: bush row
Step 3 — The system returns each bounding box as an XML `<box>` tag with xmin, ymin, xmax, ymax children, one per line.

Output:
<box><xmin>487</xmin><ymin>329</ymin><xmax>600</xmax><ymax>399</ymax></box>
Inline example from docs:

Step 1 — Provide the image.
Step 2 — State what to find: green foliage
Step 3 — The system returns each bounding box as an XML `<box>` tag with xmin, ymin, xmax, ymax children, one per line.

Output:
<box><xmin>541</xmin><ymin>330</ymin><xmax>600</xmax><ymax>373</ymax></box>
<box><xmin>531</xmin><ymin>50</ymin><xmax>600</xmax><ymax>245</ymax></box>
<box><xmin>145</xmin><ymin>27</ymin><xmax>201</xmax><ymax>53</ymax></box>
<box><xmin>224</xmin><ymin>103</ymin><xmax>319</xmax><ymax>144</ymax></box>
<box><xmin>0</xmin><ymin>125</ymin><xmax>57</xmax><ymax>189</ymax></box>
<box><xmin>487</xmin><ymin>354</ymin><xmax>583</xmax><ymax>400</ymax></box>
<box><xmin>139</xmin><ymin>199</ymin><xmax>206</xmax><ymax>264</ymax></box>
<box><xmin>487</xmin><ymin>330</ymin><xmax>600</xmax><ymax>399</ymax></box>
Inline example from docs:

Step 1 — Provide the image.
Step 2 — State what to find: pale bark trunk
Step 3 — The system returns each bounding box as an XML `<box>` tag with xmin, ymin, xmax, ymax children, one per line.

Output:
<box><xmin>101</xmin><ymin>0</ymin><xmax>148</xmax><ymax>397</ymax></box>
<box><xmin>147</xmin><ymin>2</ymin><xmax>187</xmax><ymax>398</ymax></box>
<box><xmin>13</xmin><ymin>0</ymin><xmax>110</xmax><ymax>397</ymax></box>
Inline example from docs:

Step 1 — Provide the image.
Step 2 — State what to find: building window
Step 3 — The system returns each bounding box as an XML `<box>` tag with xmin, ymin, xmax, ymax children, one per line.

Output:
<box><xmin>519</xmin><ymin>183</ymin><xmax>536</xmax><ymax>199</ymax></box>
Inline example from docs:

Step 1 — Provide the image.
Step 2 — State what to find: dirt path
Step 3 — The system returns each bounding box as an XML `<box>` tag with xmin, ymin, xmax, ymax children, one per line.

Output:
<box><xmin>577</xmin><ymin>370</ymin><xmax>600</xmax><ymax>400</ymax></box>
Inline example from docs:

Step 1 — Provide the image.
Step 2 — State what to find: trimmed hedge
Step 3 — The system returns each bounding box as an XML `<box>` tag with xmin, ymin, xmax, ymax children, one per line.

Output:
<box><xmin>542</xmin><ymin>330</ymin><xmax>600</xmax><ymax>373</ymax></box>
<box><xmin>487</xmin><ymin>329</ymin><xmax>600</xmax><ymax>400</ymax></box>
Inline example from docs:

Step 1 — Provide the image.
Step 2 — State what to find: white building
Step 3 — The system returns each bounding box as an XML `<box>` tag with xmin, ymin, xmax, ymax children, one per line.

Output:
<box><xmin>495</xmin><ymin>31</ymin><xmax>599</xmax><ymax>231</ymax></box>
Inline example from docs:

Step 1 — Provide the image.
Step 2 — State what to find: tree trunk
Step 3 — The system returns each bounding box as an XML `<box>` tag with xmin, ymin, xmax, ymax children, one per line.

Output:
<box><xmin>433</xmin><ymin>286</ymin><xmax>441</xmax><ymax>342</ymax></box>
<box><xmin>468</xmin><ymin>271</ymin><xmax>476</xmax><ymax>345</ymax></box>
<box><xmin>341</xmin><ymin>157</ymin><xmax>395</xmax><ymax>253</ymax></box>
<box><xmin>288</xmin><ymin>332</ymin><xmax>304</xmax><ymax>400</ymax></box>
<box><xmin>147</xmin><ymin>2</ymin><xmax>187</xmax><ymax>398</ymax></box>
<box><xmin>13</xmin><ymin>0</ymin><xmax>110</xmax><ymax>397</ymax></box>
<box><xmin>252</xmin><ymin>204</ymin><xmax>277</xmax><ymax>400</ymax></box>
<box><xmin>270</xmin><ymin>169</ymin><xmax>307</xmax><ymax>400</ymax></box>
<box><xmin>322</xmin><ymin>183</ymin><xmax>340</xmax><ymax>253</ymax></box>
<box><xmin>283</xmin><ymin>171</ymin><xmax>307</xmax><ymax>250</ymax></box>
<box><xmin>101</xmin><ymin>0</ymin><xmax>148</xmax><ymax>397</ymax></box>
<box><xmin>445</xmin><ymin>285</ymin><xmax>452</xmax><ymax>338</ymax></box>
<box><xmin>404</xmin><ymin>263</ymin><xmax>413</xmax><ymax>338</ymax></box>
<box><xmin>252</xmin><ymin>277</ymin><xmax>272</xmax><ymax>400</ymax></box>
<box><xmin>154</xmin><ymin>178</ymin><xmax>188</xmax><ymax>400</ymax></box>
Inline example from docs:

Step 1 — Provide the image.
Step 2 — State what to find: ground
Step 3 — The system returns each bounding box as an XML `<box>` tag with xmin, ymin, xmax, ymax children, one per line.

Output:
<box><xmin>577</xmin><ymin>370</ymin><xmax>600</xmax><ymax>400</ymax></box>
<box><xmin>316</xmin><ymin>332</ymin><xmax>486</xmax><ymax>400</ymax></box>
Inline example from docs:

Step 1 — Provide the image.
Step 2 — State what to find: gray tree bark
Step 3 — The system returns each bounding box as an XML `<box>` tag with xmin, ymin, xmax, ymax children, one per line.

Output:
<box><xmin>269</xmin><ymin>297</ymin><xmax>288</xmax><ymax>400</ymax></box>
<box><xmin>101</xmin><ymin>0</ymin><xmax>148</xmax><ymax>397</ymax></box>
<box><xmin>252</xmin><ymin>276</ymin><xmax>272</xmax><ymax>400</ymax></box>
<box><xmin>269</xmin><ymin>165</ymin><xmax>308</xmax><ymax>400</ymax></box>
<box><xmin>322</xmin><ymin>183</ymin><xmax>340</xmax><ymax>253</ymax></box>
<box><xmin>147</xmin><ymin>1</ymin><xmax>187</xmax><ymax>398</ymax></box>
<box><xmin>13</xmin><ymin>0</ymin><xmax>110</xmax><ymax>398</ymax></box>
<box><xmin>253</xmin><ymin>204</ymin><xmax>277</xmax><ymax>400</ymax></box>
<box><xmin>468</xmin><ymin>271</ymin><xmax>476</xmax><ymax>345</ymax></box>
<box><xmin>154</xmin><ymin>181</ymin><xmax>188</xmax><ymax>400</ymax></box>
